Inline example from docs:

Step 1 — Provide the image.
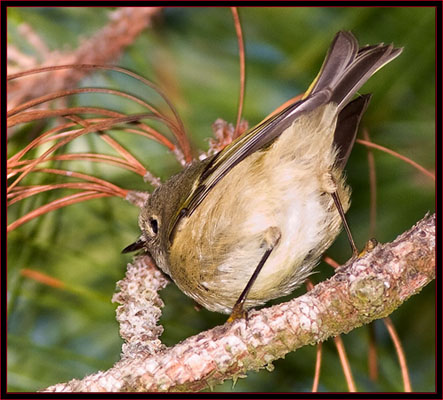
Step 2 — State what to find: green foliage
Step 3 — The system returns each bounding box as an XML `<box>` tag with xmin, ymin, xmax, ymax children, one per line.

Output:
<box><xmin>7</xmin><ymin>7</ymin><xmax>435</xmax><ymax>392</ymax></box>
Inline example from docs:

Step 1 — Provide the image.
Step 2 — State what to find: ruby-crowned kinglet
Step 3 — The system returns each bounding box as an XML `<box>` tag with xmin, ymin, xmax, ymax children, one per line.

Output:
<box><xmin>123</xmin><ymin>31</ymin><xmax>402</xmax><ymax>318</ymax></box>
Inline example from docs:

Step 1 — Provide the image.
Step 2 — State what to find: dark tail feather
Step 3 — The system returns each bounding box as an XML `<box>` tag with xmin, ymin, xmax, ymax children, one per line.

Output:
<box><xmin>334</xmin><ymin>94</ymin><xmax>372</xmax><ymax>169</ymax></box>
<box><xmin>306</xmin><ymin>31</ymin><xmax>358</xmax><ymax>99</ymax></box>
<box><xmin>308</xmin><ymin>31</ymin><xmax>402</xmax><ymax>110</ymax></box>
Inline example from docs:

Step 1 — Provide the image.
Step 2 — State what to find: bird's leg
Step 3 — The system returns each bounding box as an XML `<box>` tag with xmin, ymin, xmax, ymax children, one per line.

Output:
<box><xmin>322</xmin><ymin>172</ymin><xmax>359</xmax><ymax>258</ymax></box>
<box><xmin>330</xmin><ymin>190</ymin><xmax>360</xmax><ymax>258</ymax></box>
<box><xmin>227</xmin><ymin>226</ymin><xmax>281</xmax><ymax>322</ymax></box>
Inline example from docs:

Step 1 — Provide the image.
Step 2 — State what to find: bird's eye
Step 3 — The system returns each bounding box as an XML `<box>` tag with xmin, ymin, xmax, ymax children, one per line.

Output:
<box><xmin>149</xmin><ymin>217</ymin><xmax>158</xmax><ymax>235</ymax></box>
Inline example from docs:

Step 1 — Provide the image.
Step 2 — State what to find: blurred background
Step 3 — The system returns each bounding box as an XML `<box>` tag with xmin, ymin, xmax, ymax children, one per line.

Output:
<box><xmin>7</xmin><ymin>7</ymin><xmax>435</xmax><ymax>392</ymax></box>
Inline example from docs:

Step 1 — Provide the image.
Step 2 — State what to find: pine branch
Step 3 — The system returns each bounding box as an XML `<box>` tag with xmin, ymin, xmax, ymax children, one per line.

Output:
<box><xmin>7</xmin><ymin>7</ymin><xmax>162</xmax><ymax>109</ymax></box>
<box><xmin>42</xmin><ymin>213</ymin><xmax>435</xmax><ymax>392</ymax></box>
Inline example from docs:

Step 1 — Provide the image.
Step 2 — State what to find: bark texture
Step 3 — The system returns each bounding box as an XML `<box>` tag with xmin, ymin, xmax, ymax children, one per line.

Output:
<box><xmin>43</xmin><ymin>213</ymin><xmax>435</xmax><ymax>392</ymax></box>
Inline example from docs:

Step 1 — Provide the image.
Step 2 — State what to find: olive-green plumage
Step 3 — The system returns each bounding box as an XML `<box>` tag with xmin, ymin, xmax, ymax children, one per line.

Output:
<box><xmin>129</xmin><ymin>31</ymin><xmax>402</xmax><ymax>314</ymax></box>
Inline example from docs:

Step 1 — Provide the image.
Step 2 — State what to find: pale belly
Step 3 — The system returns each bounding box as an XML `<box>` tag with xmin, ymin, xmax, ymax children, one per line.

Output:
<box><xmin>169</xmin><ymin>110</ymin><xmax>349</xmax><ymax>313</ymax></box>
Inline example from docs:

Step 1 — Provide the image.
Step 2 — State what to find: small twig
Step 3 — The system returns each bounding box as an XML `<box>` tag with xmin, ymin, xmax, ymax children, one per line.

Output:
<box><xmin>368</xmin><ymin>323</ymin><xmax>378</xmax><ymax>382</ymax></box>
<box><xmin>362</xmin><ymin>129</ymin><xmax>379</xmax><ymax>382</ymax></box>
<box><xmin>9</xmin><ymin>153</ymin><xmax>141</xmax><ymax>175</ymax></box>
<box><xmin>7</xmin><ymin>191</ymin><xmax>112</xmax><ymax>232</ymax></box>
<box><xmin>125</xmin><ymin>191</ymin><xmax>151</xmax><ymax>209</ymax></box>
<box><xmin>334</xmin><ymin>336</ymin><xmax>357</xmax><ymax>392</ymax></box>
<box><xmin>383</xmin><ymin>317</ymin><xmax>412</xmax><ymax>392</ymax></box>
<box><xmin>231</xmin><ymin>7</ymin><xmax>246</xmax><ymax>140</ymax></box>
<box><xmin>8</xmin><ymin>182</ymin><xmax>123</xmax><ymax>205</ymax></box>
<box><xmin>21</xmin><ymin>269</ymin><xmax>65</xmax><ymax>289</ymax></box>
<box><xmin>356</xmin><ymin>139</ymin><xmax>435</xmax><ymax>181</ymax></box>
<box><xmin>323</xmin><ymin>255</ymin><xmax>340</xmax><ymax>269</ymax></box>
<box><xmin>323</xmin><ymin>259</ymin><xmax>356</xmax><ymax>391</ymax></box>
<box><xmin>312</xmin><ymin>343</ymin><xmax>322</xmax><ymax>392</ymax></box>
<box><xmin>363</xmin><ymin>130</ymin><xmax>377</xmax><ymax>237</ymax></box>
<box><xmin>112</xmin><ymin>256</ymin><xmax>169</xmax><ymax>356</ymax></box>
<box><xmin>305</xmin><ymin>279</ymin><xmax>323</xmax><ymax>392</ymax></box>
<box><xmin>7</xmin><ymin>7</ymin><xmax>162</xmax><ymax>109</ymax></box>
<box><xmin>9</xmin><ymin>63</ymin><xmax>192</xmax><ymax>164</ymax></box>
<box><xmin>8</xmin><ymin>113</ymin><xmax>158</xmax><ymax>192</ymax></box>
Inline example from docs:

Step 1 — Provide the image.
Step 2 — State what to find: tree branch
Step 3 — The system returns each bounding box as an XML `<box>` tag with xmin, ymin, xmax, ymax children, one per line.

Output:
<box><xmin>7</xmin><ymin>7</ymin><xmax>162</xmax><ymax>109</ymax></box>
<box><xmin>43</xmin><ymin>213</ymin><xmax>435</xmax><ymax>392</ymax></box>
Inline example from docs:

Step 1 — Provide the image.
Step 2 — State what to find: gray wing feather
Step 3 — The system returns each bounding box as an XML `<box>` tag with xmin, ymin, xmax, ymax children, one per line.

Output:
<box><xmin>171</xmin><ymin>31</ymin><xmax>402</xmax><ymax>229</ymax></box>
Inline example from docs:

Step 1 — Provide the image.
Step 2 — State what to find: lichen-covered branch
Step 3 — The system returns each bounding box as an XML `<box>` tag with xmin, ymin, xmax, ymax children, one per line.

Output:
<box><xmin>112</xmin><ymin>256</ymin><xmax>169</xmax><ymax>357</ymax></box>
<box><xmin>43</xmin><ymin>213</ymin><xmax>435</xmax><ymax>392</ymax></box>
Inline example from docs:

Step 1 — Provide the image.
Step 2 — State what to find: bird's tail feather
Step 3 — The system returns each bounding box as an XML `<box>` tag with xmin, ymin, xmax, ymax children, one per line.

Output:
<box><xmin>306</xmin><ymin>31</ymin><xmax>402</xmax><ymax>110</ymax></box>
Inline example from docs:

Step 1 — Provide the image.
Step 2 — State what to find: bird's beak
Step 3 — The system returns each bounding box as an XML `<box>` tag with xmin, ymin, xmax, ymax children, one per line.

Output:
<box><xmin>121</xmin><ymin>238</ymin><xmax>145</xmax><ymax>254</ymax></box>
